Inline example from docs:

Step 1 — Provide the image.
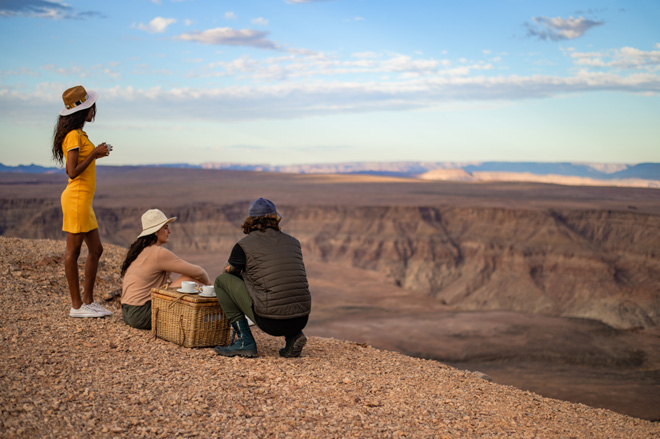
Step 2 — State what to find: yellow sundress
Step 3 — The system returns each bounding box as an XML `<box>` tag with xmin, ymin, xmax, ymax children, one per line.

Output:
<box><xmin>60</xmin><ymin>129</ymin><xmax>98</xmax><ymax>233</ymax></box>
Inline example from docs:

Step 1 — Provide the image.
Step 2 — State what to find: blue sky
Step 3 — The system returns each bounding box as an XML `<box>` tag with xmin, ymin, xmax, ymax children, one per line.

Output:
<box><xmin>1</xmin><ymin>0</ymin><xmax>659</xmax><ymax>167</ymax></box>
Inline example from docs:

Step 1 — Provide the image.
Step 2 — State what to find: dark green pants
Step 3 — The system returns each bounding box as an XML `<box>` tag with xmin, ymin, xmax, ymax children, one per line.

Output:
<box><xmin>122</xmin><ymin>302</ymin><xmax>152</xmax><ymax>330</ymax></box>
<box><xmin>214</xmin><ymin>273</ymin><xmax>256</xmax><ymax>324</ymax></box>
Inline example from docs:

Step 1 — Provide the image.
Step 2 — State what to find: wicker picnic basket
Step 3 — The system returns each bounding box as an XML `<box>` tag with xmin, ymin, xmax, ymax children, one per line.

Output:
<box><xmin>151</xmin><ymin>287</ymin><xmax>231</xmax><ymax>348</ymax></box>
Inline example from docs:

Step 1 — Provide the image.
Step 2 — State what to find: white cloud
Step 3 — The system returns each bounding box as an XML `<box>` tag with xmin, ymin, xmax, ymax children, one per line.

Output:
<box><xmin>382</xmin><ymin>55</ymin><xmax>439</xmax><ymax>74</ymax></box>
<box><xmin>526</xmin><ymin>16</ymin><xmax>603</xmax><ymax>41</ymax></box>
<box><xmin>570</xmin><ymin>46</ymin><xmax>660</xmax><ymax>71</ymax></box>
<box><xmin>189</xmin><ymin>52</ymin><xmax>513</xmax><ymax>82</ymax></box>
<box><xmin>3</xmin><ymin>67</ymin><xmax>660</xmax><ymax>125</ymax></box>
<box><xmin>252</xmin><ymin>17</ymin><xmax>269</xmax><ymax>26</ymax></box>
<box><xmin>76</xmin><ymin>71</ymin><xmax>660</xmax><ymax>120</ymax></box>
<box><xmin>175</xmin><ymin>28</ymin><xmax>279</xmax><ymax>50</ymax></box>
<box><xmin>0</xmin><ymin>67</ymin><xmax>39</xmax><ymax>77</ymax></box>
<box><xmin>40</xmin><ymin>62</ymin><xmax>121</xmax><ymax>80</ymax></box>
<box><xmin>207</xmin><ymin>55</ymin><xmax>261</xmax><ymax>75</ymax></box>
<box><xmin>287</xmin><ymin>48</ymin><xmax>319</xmax><ymax>56</ymax></box>
<box><xmin>42</xmin><ymin>64</ymin><xmax>84</xmax><ymax>76</ymax></box>
<box><xmin>134</xmin><ymin>17</ymin><xmax>177</xmax><ymax>34</ymax></box>
<box><xmin>352</xmin><ymin>52</ymin><xmax>380</xmax><ymax>59</ymax></box>
<box><xmin>0</xmin><ymin>0</ymin><xmax>69</xmax><ymax>19</ymax></box>
<box><xmin>103</xmin><ymin>68</ymin><xmax>121</xmax><ymax>79</ymax></box>
<box><xmin>0</xmin><ymin>0</ymin><xmax>104</xmax><ymax>20</ymax></box>
<box><xmin>4</xmin><ymin>44</ymin><xmax>659</xmax><ymax>125</ymax></box>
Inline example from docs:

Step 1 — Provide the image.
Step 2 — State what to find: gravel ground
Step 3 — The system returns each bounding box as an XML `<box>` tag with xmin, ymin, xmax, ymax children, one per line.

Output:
<box><xmin>1</xmin><ymin>236</ymin><xmax>658</xmax><ymax>438</ymax></box>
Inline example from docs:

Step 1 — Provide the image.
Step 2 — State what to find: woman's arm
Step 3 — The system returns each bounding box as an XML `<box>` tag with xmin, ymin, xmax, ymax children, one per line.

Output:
<box><xmin>157</xmin><ymin>248</ymin><xmax>210</xmax><ymax>285</ymax></box>
<box><xmin>66</xmin><ymin>142</ymin><xmax>110</xmax><ymax>179</ymax></box>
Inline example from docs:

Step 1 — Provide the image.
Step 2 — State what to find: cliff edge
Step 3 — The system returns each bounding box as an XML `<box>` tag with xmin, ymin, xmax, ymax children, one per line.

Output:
<box><xmin>1</xmin><ymin>237</ymin><xmax>658</xmax><ymax>438</ymax></box>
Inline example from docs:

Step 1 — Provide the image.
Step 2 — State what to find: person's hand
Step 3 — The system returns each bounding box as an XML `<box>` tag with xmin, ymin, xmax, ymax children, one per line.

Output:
<box><xmin>95</xmin><ymin>142</ymin><xmax>111</xmax><ymax>159</ymax></box>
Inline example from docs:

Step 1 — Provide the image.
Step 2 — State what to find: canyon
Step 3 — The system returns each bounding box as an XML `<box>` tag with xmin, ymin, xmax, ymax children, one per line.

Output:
<box><xmin>2</xmin><ymin>167</ymin><xmax>658</xmax><ymax>329</ymax></box>
<box><xmin>1</xmin><ymin>166</ymin><xmax>659</xmax><ymax>419</ymax></box>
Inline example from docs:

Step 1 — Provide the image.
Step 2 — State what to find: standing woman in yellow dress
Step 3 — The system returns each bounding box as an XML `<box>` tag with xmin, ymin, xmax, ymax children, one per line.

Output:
<box><xmin>52</xmin><ymin>85</ymin><xmax>113</xmax><ymax>318</ymax></box>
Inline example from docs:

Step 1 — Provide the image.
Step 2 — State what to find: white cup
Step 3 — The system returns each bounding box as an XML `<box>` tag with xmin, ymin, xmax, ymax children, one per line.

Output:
<box><xmin>181</xmin><ymin>281</ymin><xmax>197</xmax><ymax>293</ymax></box>
<box><xmin>201</xmin><ymin>285</ymin><xmax>215</xmax><ymax>296</ymax></box>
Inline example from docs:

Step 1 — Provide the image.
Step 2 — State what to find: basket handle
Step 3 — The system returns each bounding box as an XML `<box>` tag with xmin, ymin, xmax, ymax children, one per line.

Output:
<box><xmin>168</xmin><ymin>293</ymin><xmax>185</xmax><ymax>309</ymax></box>
<box><xmin>179</xmin><ymin>315</ymin><xmax>186</xmax><ymax>346</ymax></box>
<box><xmin>153</xmin><ymin>308</ymin><xmax>159</xmax><ymax>341</ymax></box>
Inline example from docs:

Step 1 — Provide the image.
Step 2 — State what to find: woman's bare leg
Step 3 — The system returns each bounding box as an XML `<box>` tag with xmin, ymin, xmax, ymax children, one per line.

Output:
<box><xmin>65</xmin><ymin>232</ymin><xmax>85</xmax><ymax>309</ymax></box>
<box><xmin>81</xmin><ymin>228</ymin><xmax>103</xmax><ymax>304</ymax></box>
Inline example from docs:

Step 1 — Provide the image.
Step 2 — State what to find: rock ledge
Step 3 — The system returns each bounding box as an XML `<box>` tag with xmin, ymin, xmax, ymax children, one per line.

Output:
<box><xmin>1</xmin><ymin>237</ymin><xmax>658</xmax><ymax>438</ymax></box>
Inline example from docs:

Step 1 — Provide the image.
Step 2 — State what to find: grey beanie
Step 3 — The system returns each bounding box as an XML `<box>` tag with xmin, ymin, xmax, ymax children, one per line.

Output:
<box><xmin>248</xmin><ymin>198</ymin><xmax>279</xmax><ymax>218</ymax></box>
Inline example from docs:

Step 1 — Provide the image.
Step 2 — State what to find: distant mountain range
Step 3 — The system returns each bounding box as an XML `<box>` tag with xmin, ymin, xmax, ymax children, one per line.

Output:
<box><xmin>2</xmin><ymin>161</ymin><xmax>659</xmax><ymax>186</ymax></box>
<box><xmin>0</xmin><ymin>163</ymin><xmax>65</xmax><ymax>174</ymax></box>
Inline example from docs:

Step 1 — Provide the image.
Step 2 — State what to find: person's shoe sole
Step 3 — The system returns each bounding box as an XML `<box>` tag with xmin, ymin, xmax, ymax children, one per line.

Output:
<box><xmin>280</xmin><ymin>333</ymin><xmax>307</xmax><ymax>358</ymax></box>
<box><xmin>69</xmin><ymin>306</ymin><xmax>103</xmax><ymax>318</ymax></box>
<box><xmin>214</xmin><ymin>346</ymin><xmax>257</xmax><ymax>358</ymax></box>
<box><xmin>69</xmin><ymin>312</ymin><xmax>103</xmax><ymax>318</ymax></box>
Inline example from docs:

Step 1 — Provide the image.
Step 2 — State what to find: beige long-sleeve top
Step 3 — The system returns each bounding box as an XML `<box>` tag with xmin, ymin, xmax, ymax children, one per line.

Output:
<box><xmin>121</xmin><ymin>245</ymin><xmax>210</xmax><ymax>306</ymax></box>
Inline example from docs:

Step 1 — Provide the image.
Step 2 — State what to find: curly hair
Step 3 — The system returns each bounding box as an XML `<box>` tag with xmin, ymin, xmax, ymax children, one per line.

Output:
<box><xmin>241</xmin><ymin>214</ymin><xmax>281</xmax><ymax>235</ymax></box>
<box><xmin>51</xmin><ymin>104</ymin><xmax>96</xmax><ymax>165</ymax></box>
<box><xmin>120</xmin><ymin>233</ymin><xmax>158</xmax><ymax>277</ymax></box>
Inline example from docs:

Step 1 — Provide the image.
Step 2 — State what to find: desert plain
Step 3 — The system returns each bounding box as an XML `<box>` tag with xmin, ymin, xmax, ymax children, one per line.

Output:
<box><xmin>1</xmin><ymin>166</ymin><xmax>660</xmax><ymax>423</ymax></box>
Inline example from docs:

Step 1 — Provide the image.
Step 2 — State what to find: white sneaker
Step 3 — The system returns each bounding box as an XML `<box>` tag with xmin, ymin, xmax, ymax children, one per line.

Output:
<box><xmin>69</xmin><ymin>304</ymin><xmax>103</xmax><ymax>318</ymax></box>
<box><xmin>87</xmin><ymin>302</ymin><xmax>113</xmax><ymax>316</ymax></box>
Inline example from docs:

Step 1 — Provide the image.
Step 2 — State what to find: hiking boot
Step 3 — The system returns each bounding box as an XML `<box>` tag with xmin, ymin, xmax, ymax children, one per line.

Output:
<box><xmin>279</xmin><ymin>332</ymin><xmax>307</xmax><ymax>358</ymax></box>
<box><xmin>214</xmin><ymin>318</ymin><xmax>257</xmax><ymax>357</ymax></box>
<box><xmin>69</xmin><ymin>304</ymin><xmax>103</xmax><ymax>318</ymax></box>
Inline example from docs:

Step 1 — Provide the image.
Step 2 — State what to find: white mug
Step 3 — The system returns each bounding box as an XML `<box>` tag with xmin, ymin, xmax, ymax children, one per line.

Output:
<box><xmin>201</xmin><ymin>285</ymin><xmax>215</xmax><ymax>296</ymax></box>
<box><xmin>181</xmin><ymin>281</ymin><xmax>197</xmax><ymax>293</ymax></box>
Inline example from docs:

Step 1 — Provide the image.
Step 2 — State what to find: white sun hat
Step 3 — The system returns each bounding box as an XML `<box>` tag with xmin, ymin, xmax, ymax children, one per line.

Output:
<box><xmin>59</xmin><ymin>85</ymin><xmax>98</xmax><ymax>116</ymax></box>
<box><xmin>138</xmin><ymin>209</ymin><xmax>177</xmax><ymax>238</ymax></box>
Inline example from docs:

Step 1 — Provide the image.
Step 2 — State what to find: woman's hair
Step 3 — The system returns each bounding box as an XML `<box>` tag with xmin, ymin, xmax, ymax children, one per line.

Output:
<box><xmin>120</xmin><ymin>233</ymin><xmax>158</xmax><ymax>277</ymax></box>
<box><xmin>241</xmin><ymin>214</ymin><xmax>281</xmax><ymax>235</ymax></box>
<box><xmin>51</xmin><ymin>104</ymin><xmax>96</xmax><ymax>165</ymax></box>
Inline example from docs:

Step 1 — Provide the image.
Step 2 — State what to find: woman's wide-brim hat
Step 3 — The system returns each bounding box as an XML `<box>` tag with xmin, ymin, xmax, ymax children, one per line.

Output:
<box><xmin>60</xmin><ymin>85</ymin><xmax>98</xmax><ymax>116</ymax></box>
<box><xmin>138</xmin><ymin>209</ymin><xmax>177</xmax><ymax>238</ymax></box>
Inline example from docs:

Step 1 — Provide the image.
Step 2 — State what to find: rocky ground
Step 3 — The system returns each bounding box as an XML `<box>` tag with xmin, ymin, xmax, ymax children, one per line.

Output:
<box><xmin>1</xmin><ymin>237</ymin><xmax>659</xmax><ymax>438</ymax></box>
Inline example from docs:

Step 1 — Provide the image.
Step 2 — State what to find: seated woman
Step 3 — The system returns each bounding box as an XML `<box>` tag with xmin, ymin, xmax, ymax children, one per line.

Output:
<box><xmin>120</xmin><ymin>209</ymin><xmax>210</xmax><ymax>330</ymax></box>
<box><xmin>214</xmin><ymin>198</ymin><xmax>312</xmax><ymax>358</ymax></box>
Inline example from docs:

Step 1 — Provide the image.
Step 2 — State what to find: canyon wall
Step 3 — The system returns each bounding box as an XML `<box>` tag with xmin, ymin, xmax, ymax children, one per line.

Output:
<box><xmin>286</xmin><ymin>205</ymin><xmax>660</xmax><ymax>329</ymax></box>
<box><xmin>2</xmin><ymin>198</ymin><xmax>658</xmax><ymax>329</ymax></box>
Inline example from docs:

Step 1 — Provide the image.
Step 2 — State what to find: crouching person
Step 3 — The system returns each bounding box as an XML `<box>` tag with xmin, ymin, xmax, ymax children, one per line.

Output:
<box><xmin>214</xmin><ymin>198</ymin><xmax>312</xmax><ymax>358</ymax></box>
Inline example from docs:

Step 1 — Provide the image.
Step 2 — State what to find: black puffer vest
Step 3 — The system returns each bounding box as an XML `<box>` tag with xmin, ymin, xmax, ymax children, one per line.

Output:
<box><xmin>238</xmin><ymin>228</ymin><xmax>311</xmax><ymax>319</ymax></box>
